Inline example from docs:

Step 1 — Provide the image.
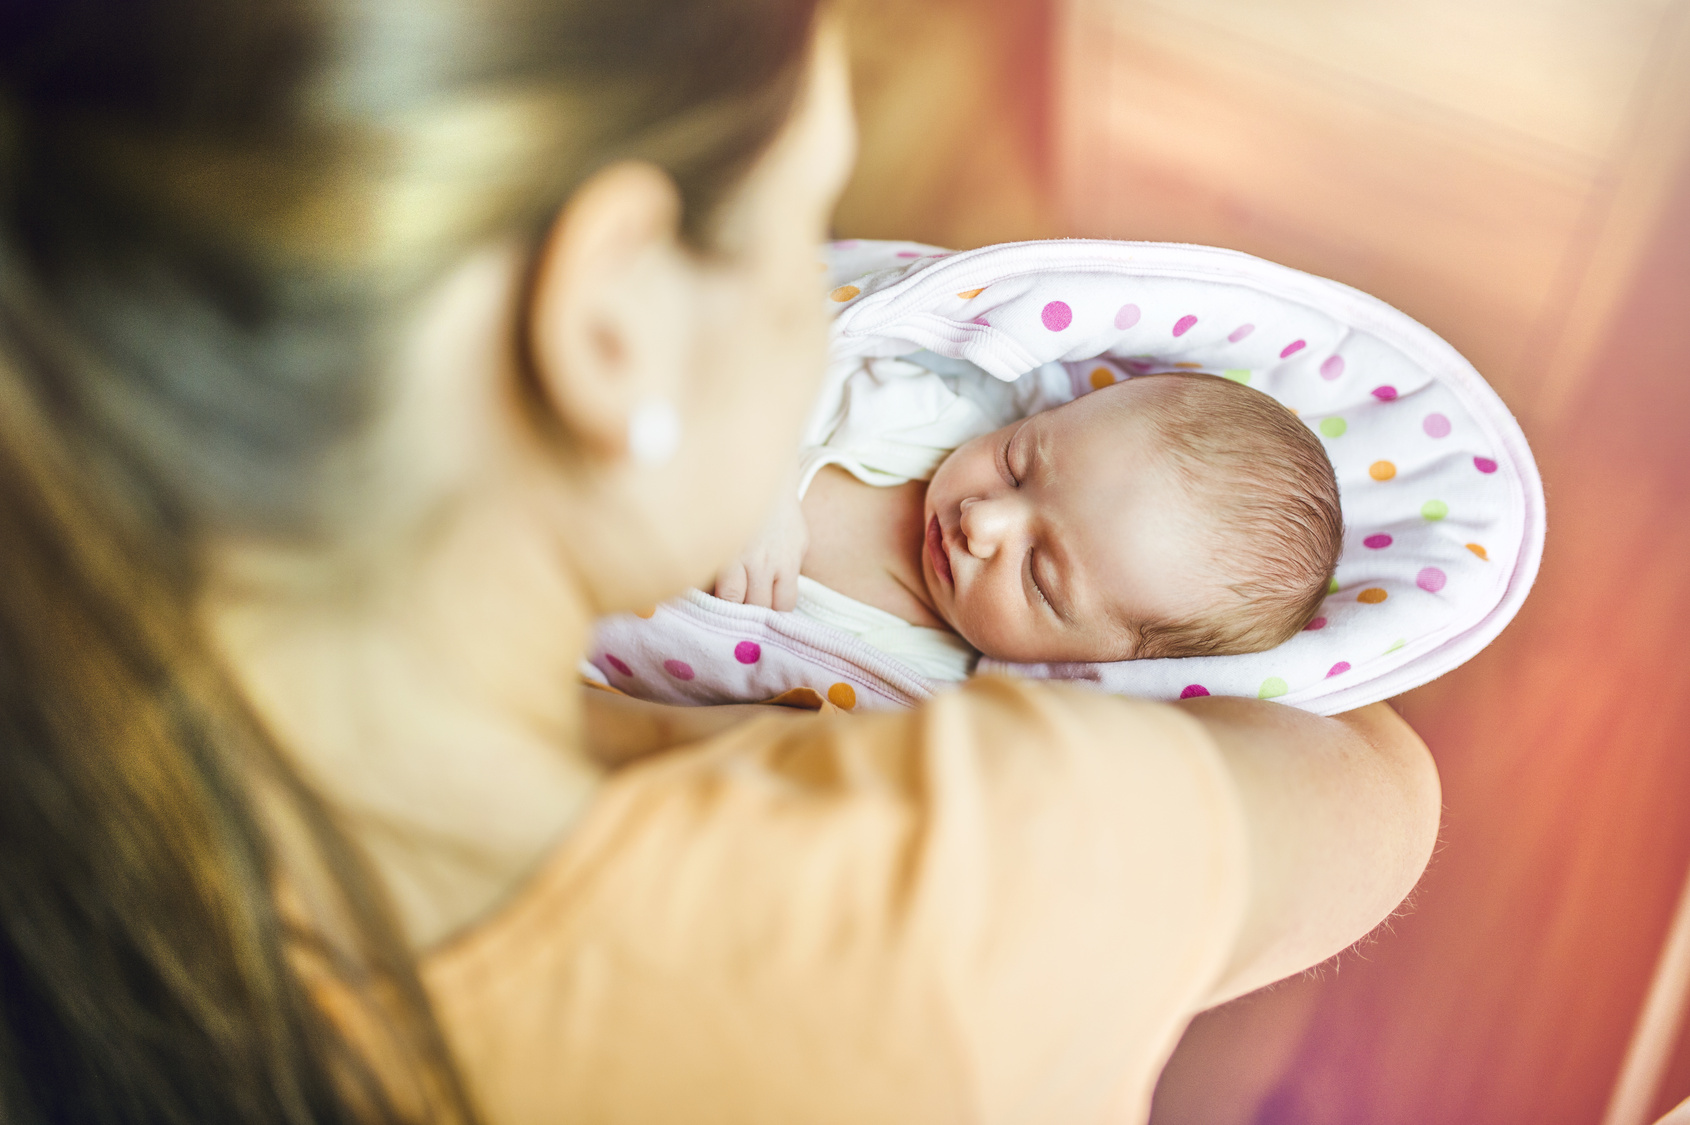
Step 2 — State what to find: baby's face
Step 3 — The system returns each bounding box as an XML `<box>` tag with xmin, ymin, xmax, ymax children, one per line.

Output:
<box><xmin>920</xmin><ymin>379</ymin><xmax>1220</xmax><ymax>663</ymax></box>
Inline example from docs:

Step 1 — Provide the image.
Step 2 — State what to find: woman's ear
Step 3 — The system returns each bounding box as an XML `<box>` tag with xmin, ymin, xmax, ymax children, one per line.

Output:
<box><xmin>525</xmin><ymin>161</ymin><xmax>695</xmax><ymax>463</ymax></box>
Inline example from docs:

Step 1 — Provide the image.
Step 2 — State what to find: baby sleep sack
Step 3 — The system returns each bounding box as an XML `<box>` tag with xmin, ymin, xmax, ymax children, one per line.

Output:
<box><xmin>589</xmin><ymin>239</ymin><xmax>1545</xmax><ymax>716</ymax></box>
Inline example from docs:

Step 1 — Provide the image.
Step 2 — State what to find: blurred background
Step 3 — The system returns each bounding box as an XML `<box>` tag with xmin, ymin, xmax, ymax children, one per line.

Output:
<box><xmin>831</xmin><ymin>1</ymin><xmax>1690</xmax><ymax>1122</ymax></box>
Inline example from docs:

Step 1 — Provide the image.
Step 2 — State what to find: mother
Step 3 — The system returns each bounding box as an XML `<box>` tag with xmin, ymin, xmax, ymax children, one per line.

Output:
<box><xmin>0</xmin><ymin>2</ymin><xmax>1438</xmax><ymax>1122</ymax></box>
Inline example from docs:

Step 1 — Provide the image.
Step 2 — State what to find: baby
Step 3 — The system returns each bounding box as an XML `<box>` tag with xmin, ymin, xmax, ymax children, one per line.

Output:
<box><xmin>711</xmin><ymin>360</ymin><xmax>1343</xmax><ymax>678</ymax></box>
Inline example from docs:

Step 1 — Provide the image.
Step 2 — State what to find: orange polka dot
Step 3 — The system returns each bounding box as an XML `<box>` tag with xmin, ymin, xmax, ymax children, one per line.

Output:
<box><xmin>956</xmin><ymin>287</ymin><xmax>986</xmax><ymax>299</ymax></box>
<box><xmin>1089</xmin><ymin>366</ymin><xmax>1117</xmax><ymax>390</ymax></box>
<box><xmin>635</xmin><ymin>605</ymin><xmax>657</xmax><ymax>619</ymax></box>
<box><xmin>830</xmin><ymin>285</ymin><xmax>861</xmax><ymax>302</ymax></box>
<box><xmin>1357</xmin><ymin>588</ymin><xmax>1388</xmax><ymax>605</ymax></box>
<box><xmin>1173</xmin><ymin>361</ymin><xmax>1203</xmax><ymax>369</ymax></box>
<box><xmin>1369</xmin><ymin>460</ymin><xmax>1397</xmax><ymax>481</ymax></box>
<box><xmin>827</xmin><ymin>682</ymin><xmax>857</xmax><ymax>710</ymax></box>
<box><xmin>1466</xmin><ymin>543</ymin><xmax>1489</xmax><ymax>560</ymax></box>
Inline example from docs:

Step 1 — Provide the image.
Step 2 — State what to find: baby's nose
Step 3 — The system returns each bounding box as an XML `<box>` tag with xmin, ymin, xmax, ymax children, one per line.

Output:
<box><xmin>959</xmin><ymin>497</ymin><xmax>1016</xmax><ymax>559</ymax></box>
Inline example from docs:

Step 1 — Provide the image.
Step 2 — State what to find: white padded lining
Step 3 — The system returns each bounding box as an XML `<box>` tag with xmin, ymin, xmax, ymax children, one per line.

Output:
<box><xmin>822</xmin><ymin>239</ymin><xmax>1544</xmax><ymax>714</ymax></box>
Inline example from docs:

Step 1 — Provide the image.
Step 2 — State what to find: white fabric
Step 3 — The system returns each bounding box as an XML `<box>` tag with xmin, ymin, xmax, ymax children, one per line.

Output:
<box><xmin>796</xmin><ymin>351</ymin><xmax>1073</xmax><ymax>496</ymax></box>
<box><xmin>589</xmin><ymin>238</ymin><xmax>1544</xmax><ymax>716</ymax></box>
<box><xmin>793</xmin><ymin>576</ymin><xmax>976</xmax><ymax>682</ymax></box>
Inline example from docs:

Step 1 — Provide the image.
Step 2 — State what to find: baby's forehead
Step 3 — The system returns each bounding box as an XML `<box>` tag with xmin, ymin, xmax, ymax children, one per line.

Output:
<box><xmin>1048</xmin><ymin>400</ymin><xmax>1256</xmax><ymax>560</ymax></box>
<box><xmin>1047</xmin><ymin>387</ymin><xmax>1187</xmax><ymax>481</ymax></box>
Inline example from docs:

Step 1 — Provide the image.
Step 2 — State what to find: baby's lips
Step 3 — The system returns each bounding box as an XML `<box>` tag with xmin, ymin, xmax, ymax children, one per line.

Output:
<box><xmin>926</xmin><ymin>515</ymin><xmax>954</xmax><ymax>588</ymax></box>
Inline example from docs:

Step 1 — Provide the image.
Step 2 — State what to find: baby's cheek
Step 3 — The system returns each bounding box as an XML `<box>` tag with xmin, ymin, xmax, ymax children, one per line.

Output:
<box><xmin>952</xmin><ymin>589</ymin><xmax>1025</xmax><ymax>660</ymax></box>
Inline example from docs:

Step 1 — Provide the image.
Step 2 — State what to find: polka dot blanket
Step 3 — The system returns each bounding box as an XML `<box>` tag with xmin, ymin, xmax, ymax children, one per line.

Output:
<box><xmin>588</xmin><ymin>239</ymin><xmax>1544</xmax><ymax>717</ymax></box>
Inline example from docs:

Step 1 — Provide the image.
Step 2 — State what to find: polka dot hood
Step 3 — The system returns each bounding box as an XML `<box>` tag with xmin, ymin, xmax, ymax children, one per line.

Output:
<box><xmin>589</xmin><ymin>239</ymin><xmax>1544</xmax><ymax>716</ymax></box>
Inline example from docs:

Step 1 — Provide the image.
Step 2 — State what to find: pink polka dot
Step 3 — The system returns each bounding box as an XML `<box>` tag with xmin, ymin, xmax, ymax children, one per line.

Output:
<box><xmin>1114</xmin><ymin>303</ymin><xmax>1141</xmax><ymax>330</ymax></box>
<box><xmin>1125</xmin><ymin>358</ymin><xmax>1154</xmax><ymax>374</ymax></box>
<box><xmin>831</xmin><ymin>239</ymin><xmax>859</xmax><ymax>249</ymax></box>
<box><xmin>734</xmin><ymin>641</ymin><xmax>761</xmax><ymax>664</ymax></box>
<box><xmin>1327</xmin><ymin>661</ymin><xmax>1352</xmax><ymax>678</ymax></box>
<box><xmin>1179</xmin><ymin>684</ymin><xmax>1210</xmax><ymax>699</ymax></box>
<box><xmin>1417</xmin><ymin>567</ymin><xmax>1447</xmax><ymax>593</ymax></box>
<box><xmin>663</xmin><ymin>659</ymin><xmax>696</xmax><ymax>681</ymax></box>
<box><xmin>896</xmin><ymin>250</ymin><xmax>923</xmax><ymax>258</ymax></box>
<box><xmin>972</xmin><ymin>316</ymin><xmax>991</xmax><ymax>327</ymax></box>
<box><xmin>1042</xmin><ymin>301</ymin><xmax>1073</xmax><ymax>331</ymax></box>
<box><xmin>1228</xmin><ymin>323</ymin><xmax>1255</xmax><ymax>343</ymax></box>
<box><xmin>1364</xmin><ymin>534</ymin><xmax>1393</xmax><ymax>549</ymax></box>
<box><xmin>1173</xmin><ymin>314</ymin><xmax>1198</xmax><ymax>337</ymax></box>
<box><xmin>1304</xmin><ymin>617</ymin><xmax>1328</xmax><ymax>631</ymax></box>
<box><xmin>1423</xmin><ymin>413</ymin><xmax>1452</xmax><ymax>438</ymax></box>
<box><xmin>1372</xmin><ymin>385</ymin><xmax>1398</xmax><ymax>401</ymax></box>
<box><xmin>604</xmin><ymin>654</ymin><xmax>631</xmax><ymax>676</ymax></box>
<box><xmin>1280</xmin><ymin>339</ymin><xmax>1307</xmax><ymax>359</ymax></box>
<box><xmin>1320</xmin><ymin>355</ymin><xmax>1346</xmax><ymax>380</ymax></box>
<box><xmin>1474</xmin><ymin>456</ymin><xmax>1498</xmax><ymax>473</ymax></box>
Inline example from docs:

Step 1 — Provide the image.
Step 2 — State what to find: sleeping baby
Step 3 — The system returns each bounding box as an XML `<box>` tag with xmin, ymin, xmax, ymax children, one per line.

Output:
<box><xmin>708</xmin><ymin>353</ymin><xmax>1343</xmax><ymax>681</ymax></box>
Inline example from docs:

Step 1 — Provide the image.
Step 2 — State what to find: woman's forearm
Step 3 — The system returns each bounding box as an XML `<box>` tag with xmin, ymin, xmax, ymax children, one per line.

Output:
<box><xmin>1175</xmin><ymin>697</ymin><xmax>1441</xmax><ymax>1005</ymax></box>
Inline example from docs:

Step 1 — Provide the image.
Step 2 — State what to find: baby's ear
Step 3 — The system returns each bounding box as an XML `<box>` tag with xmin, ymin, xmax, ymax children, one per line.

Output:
<box><xmin>523</xmin><ymin>161</ymin><xmax>697</xmax><ymax>464</ymax></box>
<box><xmin>1114</xmin><ymin>619</ymin><xmax>1151</xmax><ymax>662</ymax></box>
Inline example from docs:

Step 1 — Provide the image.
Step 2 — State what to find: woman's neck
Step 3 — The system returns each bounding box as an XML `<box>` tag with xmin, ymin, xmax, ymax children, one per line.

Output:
<box><xmin>799</xmin><ymin>465</ymin><xmax>950</xmax><ymax>630</ymax></box>
<box><xmin>201</xmin><ymin>488</ymin><xmax>604</xmax><ymax>950</ymax></box>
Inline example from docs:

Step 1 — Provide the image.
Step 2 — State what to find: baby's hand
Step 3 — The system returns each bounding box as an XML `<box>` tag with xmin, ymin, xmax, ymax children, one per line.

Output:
<box><xmin>712</xmin><ymin>490</ymin><xmax>808</xmax><ymax>611</ymax></box>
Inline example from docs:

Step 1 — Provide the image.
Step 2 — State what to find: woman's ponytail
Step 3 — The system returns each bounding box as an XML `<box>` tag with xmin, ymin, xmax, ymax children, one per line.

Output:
<box><xmin>0</xmin><ymin>280</ymin><xmax>472</xmax><ymax>1123</ymax></box>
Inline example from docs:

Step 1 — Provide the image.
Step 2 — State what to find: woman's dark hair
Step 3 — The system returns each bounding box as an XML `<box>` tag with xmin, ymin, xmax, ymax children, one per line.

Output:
<box><xmin>0</xmin><ymin>1</ymin><xmax>820</xmax><ymax>1121</ymax></box>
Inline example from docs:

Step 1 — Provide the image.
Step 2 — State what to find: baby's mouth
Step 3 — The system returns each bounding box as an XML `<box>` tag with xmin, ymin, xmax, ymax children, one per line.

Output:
<box><xmin>926</xmin><ymin>514</ymin><xmax>954</xmax><ymax>589</ymax></box>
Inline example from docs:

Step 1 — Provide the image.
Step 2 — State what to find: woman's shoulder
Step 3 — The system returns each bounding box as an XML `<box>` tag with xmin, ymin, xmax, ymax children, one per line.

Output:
<box><xmin>422</xmin><ymin>677</ymin><xmax>1249</xmax><ymax>1124</ymax></box>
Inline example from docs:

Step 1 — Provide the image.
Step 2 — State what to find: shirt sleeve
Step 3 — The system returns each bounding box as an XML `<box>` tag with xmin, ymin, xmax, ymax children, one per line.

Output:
<box><xmin>423</xmin><ymin>676</ymin><xmax>1250</xmax><ymax>1125</ymax></box>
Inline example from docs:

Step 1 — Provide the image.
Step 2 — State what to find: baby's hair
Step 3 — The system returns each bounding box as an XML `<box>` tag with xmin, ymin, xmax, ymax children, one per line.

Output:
<box><xmin>1122</xmin><ymin>372</ymin><xmax>1343</xmax><ymax>659</ymax></box>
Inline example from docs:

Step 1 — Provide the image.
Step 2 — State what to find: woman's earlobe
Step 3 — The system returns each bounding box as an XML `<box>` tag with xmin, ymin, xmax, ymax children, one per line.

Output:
<box><xmin>626</xmin><ymin>399</ymin><xmax>682</xmax><ymax>466</ymax></box>
<box><xmin>524</xmin><ymin>160</ymin><xmax>692</xmax><ymax>465</ymax></box>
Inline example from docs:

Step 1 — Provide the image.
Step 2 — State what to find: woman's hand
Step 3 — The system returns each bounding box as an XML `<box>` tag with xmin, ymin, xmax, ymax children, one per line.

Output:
<box><xmin>711</xmin><ymin>486</ymin><xmax>809</xmax><ymax>610</ymax></box>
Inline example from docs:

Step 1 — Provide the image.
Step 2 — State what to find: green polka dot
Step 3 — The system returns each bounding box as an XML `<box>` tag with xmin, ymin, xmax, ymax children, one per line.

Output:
<box><xmin>1422</xmin><ymin>499</ymin><xmax>1449</xmax><ymax>521</ymax></box>
<box><xmin>1222</xmin><ymin>369</ymin><xmax>1251</xmax><ymax>384</ymax></box>
<box><xmin>1258</xmin><ymin>676</ymin><xmax>1288</xmax><ymax>699</ymax></box>
<box><xmin>1384</xmin><ymin>638</ymin><xmax>1406</xmax><ymax>654</ymax></box>
<box><xmin>1327</xmin><ymin>576</ymin><xmax>1340</xmax><ymax>595</ymax></box>
<box><xmin>1319</xmin><ymin>417</ymin><xmax>1347</xmax><ymax>438</ymax></box>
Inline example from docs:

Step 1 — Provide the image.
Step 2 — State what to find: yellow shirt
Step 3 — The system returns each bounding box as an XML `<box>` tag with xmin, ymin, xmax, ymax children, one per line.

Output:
<box><xmin>422</xmin><ymin>677</ymin><xmax>1249</xmax><ymax>1125</ymax></box>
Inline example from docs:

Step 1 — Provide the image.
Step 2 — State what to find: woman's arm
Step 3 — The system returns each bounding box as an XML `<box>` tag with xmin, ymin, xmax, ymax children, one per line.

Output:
<box><xmin>580</xmin><ymin>687</ymin><xmax>818</xmax><ymax>768</ymax></box>
<box><xmin>585</xmin><ymin>684</ymin><xmax>1438</xmax><ymax>1004</ymax></box>
<box><xmin>1176</xmin><ymin>697</ymin><xmax>1440</xmax><ymax>1005</ymax></box>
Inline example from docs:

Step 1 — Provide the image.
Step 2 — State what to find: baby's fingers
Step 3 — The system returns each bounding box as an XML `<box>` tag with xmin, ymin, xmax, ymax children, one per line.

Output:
<box><xmin>770</xmin><ymin>571</ymin><xmax>799</xmax><ymax>612</ymax></box>
<box><xmin>713</xmin><ymin>562</ymin><xmax>749</xmax><ymax>604</ymax></box>
<box><xmin>742</xmin><ymin>565</ymin><xmax>776</xmax><ymax>610</ymax></box>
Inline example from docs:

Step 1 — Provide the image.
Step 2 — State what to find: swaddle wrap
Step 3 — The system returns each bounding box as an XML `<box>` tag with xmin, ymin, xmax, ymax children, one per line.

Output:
<box><xmin>589</xmin><ymin>239</ymin><xmax>1544</xmax><ymax>716</ymax></box>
